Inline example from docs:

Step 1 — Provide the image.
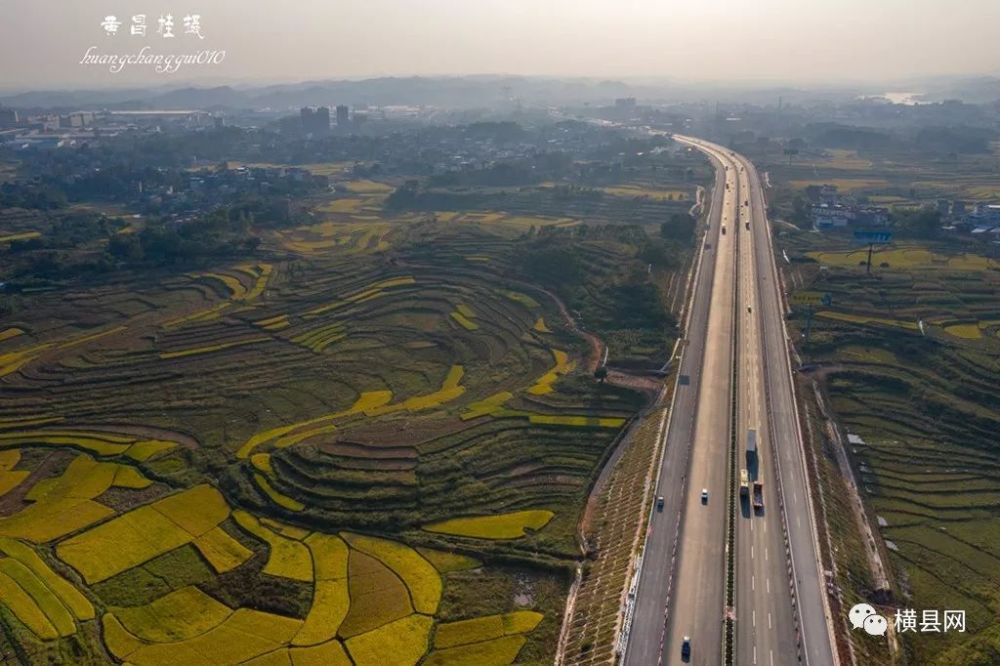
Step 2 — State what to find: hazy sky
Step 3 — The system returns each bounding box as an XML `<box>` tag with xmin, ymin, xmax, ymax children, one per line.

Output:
<box><xmin>1</xmin><ymin>0</ymin><xmax>998</xmax><ymax>89</ymax></box>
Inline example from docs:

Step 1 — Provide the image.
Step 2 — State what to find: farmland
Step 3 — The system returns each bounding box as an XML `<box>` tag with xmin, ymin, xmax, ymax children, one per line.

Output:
<box><xmin>0</xmin><ymin>136</ymin><xmax>702</xmax><ymax>663</ymax></box>
<box><xmin>777</xmin><ymin>228</ymin><xmax>1000</xmax><ymax>665</ymax></box>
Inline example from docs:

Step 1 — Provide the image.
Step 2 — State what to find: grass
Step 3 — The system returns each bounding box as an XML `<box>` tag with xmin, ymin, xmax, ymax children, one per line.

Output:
<box><xmin>193</xmin><ymin>527</ymin><xmax>253</xmax><ymax>574</ymax></box>
<box><xmin>255</xmin><ymin>473</ymin><xmax>306</xmax><ymax>511</ymax></box>
<box><xmin>0</xmin><ymin>559</ymin><xmax>76</xmax><ymax>637</ymax></box>
<box><xmin>0</xmin><ymin>164</ymin><xmax>686</xmax><ymax>662</ymax></box>
<box><xmin>416</xmin><ymin>549</ymin><xmax>481</xmax><ymax>573</ymax></box>
<box><xmin>528</xmin><ymin>349</ymin><xmax>574</xmax><ymax>395</ymax></box>
<box><xmin>434</xmin><ymin>610</ymin><xmax>542</xmax><ymax>648</ymax></box>
<box><xmin>342</xmin><ymin>533</ymin><xmax>442</xmax><ymax>614</ymax></box>
<box><xmin>292</xmin><ymin>579</ymin><xmax>350</xmax><ymax>646</ymax></box>
<box><xmin>778</xmin><ymin>230</ymin><xmax>1000</xmax><ymax>664</ymax></box>
<box><xmin>232</xmin><ymin>511</ymin><xmax>313</xmax><ymax>582</ymax></box>
<box><xmin>424</xmin><ymin>510</ymin><xmax>555</xmax><ymax>539</ymax></box>
<box><xmin>338</xmin><ymin>550</ymin><xmax>412</xmax><ymax>638</ymax></box>
<box><xmin>344</xmin><ymin>614</ymin><xmax>433</xmax><ymax>666</ymax></box>
<box><xmin>289</xmin><ymin>639</ymin><xmax>352</xmax><ymax>665</ymax></box>
<box><xmin>107</xmin><ymin>607</ymin><xmax>304</xmax><ymax>665</ymax></box>
<box><xmin>788</xmin><ymin>177</ymin><xmax>890</xmax><ymax>192</ymax></box>
<box><xmin>944</xmin><ymin>323</ymin><xmax>983</xmax><ymax>339</ymax></box>
<box><xmin>424</xmin><ymin>635</ymin><xmax>528</xmax><ymax>666</ymax></box>
<box><xmin>0</xmin><ymin>570</ymin><xmax>60</xmax><ymax>639</ymax></box>
<box><xmin>0</xmin><ymin>231</ymin><xmax>41</xmax><ymax>243</ymax></box>
<box><xmin>111</xmin><ymin>586</ymin><xmax>231</xmax><ymax>642</ymax></box>
<box><xmin>57</xmin><ymin>485</ymin><xmax>230</xmax><ymax>583</ymax></box>
<box><xmin>807</xmin><ymin>247</ymin><xmax>995</xmax><ymax>271</ymax></box>
<box><xmin>450</xmin><ymin>311</ymin><xmax>479</xmax><ymax>330</ymax></box>
<box><xmin>0</xmin><ymin>537</ymin><xmax>93</xmax><ymax>622</ymax></box>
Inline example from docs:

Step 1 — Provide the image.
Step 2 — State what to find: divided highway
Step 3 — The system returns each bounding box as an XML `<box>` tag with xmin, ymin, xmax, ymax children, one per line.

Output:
<box><xmin>622</xmin><ymin>136</ymin><xmax>836</xmax><ymax>666</ymax></box>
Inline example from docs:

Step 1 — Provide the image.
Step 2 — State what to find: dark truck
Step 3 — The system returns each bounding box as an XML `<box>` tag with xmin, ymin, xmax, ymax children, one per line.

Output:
<box><xmin>746</xmin><ymin>429</ymin><xmax>757</xmax><ymax>466</ymax></box>
<box><xmin>752</xmin><ymin>480</ymin><xmax>764</xmax><ymax>512</ymax></box>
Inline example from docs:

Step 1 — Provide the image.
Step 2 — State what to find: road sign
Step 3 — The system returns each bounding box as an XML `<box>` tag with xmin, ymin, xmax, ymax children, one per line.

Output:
<box><xmin>853</xmin><ymin>230</ymin><xmax>893</xmax><ymax>245</ymax></box>
<box><xmin>790</xmin><ymin>291</ymin><xmax>824</xmax><ymax>306</ymax></box>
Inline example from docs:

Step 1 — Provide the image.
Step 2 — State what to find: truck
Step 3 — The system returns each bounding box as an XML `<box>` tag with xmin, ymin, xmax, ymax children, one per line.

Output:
<box><xmin>746</xmin><ymin>429</ymin><xmax>757</xmax><ymax>465</ymax></box>
<box><xmin>739</xmin><ymin>469</ymin><xmax>749</xmax><ymax>498</ymax></box>
<box><xmin>752</xmin><ymin>480</ymin><xmax>764</xmax><ymax>512</ymax></box>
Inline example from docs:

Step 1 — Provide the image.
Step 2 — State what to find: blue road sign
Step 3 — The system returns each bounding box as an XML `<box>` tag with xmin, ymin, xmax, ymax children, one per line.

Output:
<box><xmin>853</xmin><ymin>230</ymin><xmax>893</xmax><ymax>244</ymax></box>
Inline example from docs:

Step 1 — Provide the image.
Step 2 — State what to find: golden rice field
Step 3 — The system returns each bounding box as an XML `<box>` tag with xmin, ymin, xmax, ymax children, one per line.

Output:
<box><xmin>424</xmin><ymin>510</ymin><xmax>555</xmax><ymax>539</ymax></box>
<box><xmin>816</xmin><ymin>311</ymin><xmax>920</xmax><ymax>331</ymax></box>
<box><xmin>0</xmin><ymin>231</ymin><xmax>42</xmax><ymax>243</ymax></box>
<box><xmin>0</xmin><ymin>470</ymin><xmax>546</xmax><ymax>665</ymax></box>
<box><xmin>0</xmin><ymin>214</ymin><xmax>651</xmax><ymax>663</ymax></box>
<box><xmin>789</xmin><ymin>177</ymin><xmax>890</xmax><ymax>192</ymax></box>
<box><xmin>599</xmin><ymin>185</ymin><xmax>688</xmax><ymax>200</ymax></box>
<box><xmin>808</xmin><ymin>247</ymin><xmax>996</xmax><ymax>271</ymax></box>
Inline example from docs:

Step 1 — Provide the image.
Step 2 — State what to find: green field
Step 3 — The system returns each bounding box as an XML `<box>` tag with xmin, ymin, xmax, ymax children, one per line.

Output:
<box><xmin>0</xmin><ymin>148</ymin><xmax>699</xmax><ymax>663</ymax></box>
<box><xmin>779</xmin><ymin>230</ymin><xmax>1000</xmax><ymax>665</ymax></box>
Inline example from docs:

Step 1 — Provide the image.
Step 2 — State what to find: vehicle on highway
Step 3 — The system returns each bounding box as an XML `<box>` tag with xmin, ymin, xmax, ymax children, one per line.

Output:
<box><xmin>753</xmin><ymin>480</ymin><xmax>764</xmax><ymax>512</ymax></box>
<box><xmin>656</xmin><ymin>495</ymin><xmax>664</xmax><ymax>511</ymax></box>
<box><xmin>745</xmin><ymin>221</ymin><xmax>750</xmax><ymax>230</ymax></box>
<box><xmin>747</xmin><ymin>305</ymin><xmax>752</xmax><ymax>313</ymax></box>
<box><xmin>700</xmin><ymin>488</ymin><xmax>709</xmax><ymax>503</ymax></box>
<box><xmin>681</xmin><ymin>636</ymin><xmax>691</xmax><ymax>659</ymax></box>
<box><xmin>721</xmin><ymin>226</ymin><xmax>726</xmax><ymax>235</ymax></box>
<box><xmin>746</xmin><ymin>429</ymin><xmax>757</xmax><ymax>465</ymax></box>
<box><xmin>740</xmin><ymin>468</ymin><xmax>749</xmax><ymax>498</ymax></box>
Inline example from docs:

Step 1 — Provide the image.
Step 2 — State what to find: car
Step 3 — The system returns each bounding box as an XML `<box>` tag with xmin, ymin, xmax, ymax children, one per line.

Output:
<box><xmin>681</xmin><ymin>636</ymin><xmax>691</xmax><ymax>658</ymax></box>
<box><xmin>701</xmin><ymin>488</ymin><xmax>709</xmax><ymax>503</ymax></box>
<box><xmin>656</xmin><ymin>496</ymin><xmax>664</xmax><ymax>511</ymax></box>
<box><xmin>721</xmin><ymin>226</ymin><xmax>726</xmax><ymax>235</ymax></box>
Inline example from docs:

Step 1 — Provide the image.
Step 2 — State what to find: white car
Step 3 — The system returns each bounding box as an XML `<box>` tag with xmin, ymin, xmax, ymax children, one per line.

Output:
<box><xmin>701</xmin><ymin>488</ymin><xmax>709</xmax><ymax>503</ymax></box>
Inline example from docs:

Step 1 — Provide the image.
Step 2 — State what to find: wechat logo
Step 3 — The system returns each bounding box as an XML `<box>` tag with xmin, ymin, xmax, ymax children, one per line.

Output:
<box><xmin>849</xmin><ymin>603</ymin><xmax>887</xmax><ymax>637</ymax></box>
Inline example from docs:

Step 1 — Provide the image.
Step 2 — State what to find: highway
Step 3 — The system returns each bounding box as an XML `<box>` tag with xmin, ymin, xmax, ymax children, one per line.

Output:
<box><xmin>623</xmin><ymin>142</ymin><xmax>732</xmax><ymax>666</ymax></box>
<box><xmin>622</xmin><ymin>136</ymin><xmax>836</xmax><ymax>666</ymax></box>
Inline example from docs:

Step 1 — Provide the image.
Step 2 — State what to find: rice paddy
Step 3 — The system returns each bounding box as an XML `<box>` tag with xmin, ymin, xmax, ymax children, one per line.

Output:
<box><xmin>0</xmin><ymin>184</ymin><xmax>668</xmax><ymax>663</ymax></box>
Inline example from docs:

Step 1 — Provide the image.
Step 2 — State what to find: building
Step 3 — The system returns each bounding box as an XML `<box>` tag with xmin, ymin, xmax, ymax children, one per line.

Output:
<box><xmin>811</xmin><ymin>203</ymin><xmax>888</xmax><ymax>230</ymax></box>
<box><xmin>336</xmin><ymin>105</ymin><xmax>349</xmax><ymax>128</ymax></box>
<box><xmin>300</xmin><ymin>106</ymin><xmax>330</xmax><ymax>135</ymax></box>
<box><xmin>0</xmin><ymin>107</ymin><xmax>18</xmax><ymax>128</ymax></box>
<box><xmin>811</xmin><ymin>203</ymin><xmax>854</xmax><ymax>229</ymax></box>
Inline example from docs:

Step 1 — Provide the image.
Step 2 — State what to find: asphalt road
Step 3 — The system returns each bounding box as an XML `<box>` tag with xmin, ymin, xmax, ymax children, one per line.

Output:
<box><xmin>623</xmin><ymin>136</ymin><xmax>836</xmax><ymax>666</ymax></box>
<box><xmin>623</xmin><ymin>143</ymin><xmax>732</xmax><ymax>666</ymax></box>
<box><xmin>739</xmin><ymin>151</ymin><xmax>836</xmax><ymax>666</ymax></box>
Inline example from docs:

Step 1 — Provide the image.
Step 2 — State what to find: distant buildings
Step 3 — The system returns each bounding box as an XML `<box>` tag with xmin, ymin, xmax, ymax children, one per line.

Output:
<box><xmin>336</xmin><ymin>104</ymin><xmax>349</xmax><ymax>128</ymax></box>
<box><xmin>811</xmin><ymin>203</ymin><xmax>889</xmax><ymax>230</ymax></box>
<box><xmin>0</xmin><ymin>106</ymin><xmax>18</xmax><ymax>129</ymax></box>
<box><xmin>299</xmin><ymin>106</ymin><xmax>330</xmax><ymax>135</ymax></box>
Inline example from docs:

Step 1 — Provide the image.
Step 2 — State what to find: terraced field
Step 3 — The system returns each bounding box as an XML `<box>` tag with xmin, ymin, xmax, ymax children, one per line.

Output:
<box><xmin>780</xmin><ymin>233</ymin><xmax>1000</xmax><ymax>664</ymax></box>
<box><xmin>0</xmin><ymin>192</ymin><xmax>673</xmax><ymax>662</ymax></box>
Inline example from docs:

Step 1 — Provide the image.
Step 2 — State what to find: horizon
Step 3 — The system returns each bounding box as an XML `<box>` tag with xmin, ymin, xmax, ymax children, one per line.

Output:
<box><xmin>2</xmin><ymin>0</ymin><xmax>1000</xmax><ymax>91</ymax></box>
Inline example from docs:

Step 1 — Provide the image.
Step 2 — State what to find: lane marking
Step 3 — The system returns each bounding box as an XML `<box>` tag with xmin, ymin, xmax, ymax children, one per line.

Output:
<box><xmin>753</xmin><ymin>610</ymin><xmax>756</xmax><ymax>628</ymax></box>
<box><xmin>769</xmin><ymin>612</ymin><xmax>772</xmax><ymax>629</ymax></box>
<box><xmin>767</xmin><ymin>578</ymin><xmax>770</xmax><ymax>594</ymax></box>
<box><xmin>752</xmin><ymin>575</ymin><xmax>755</xmax><ymax>591</ymax></box>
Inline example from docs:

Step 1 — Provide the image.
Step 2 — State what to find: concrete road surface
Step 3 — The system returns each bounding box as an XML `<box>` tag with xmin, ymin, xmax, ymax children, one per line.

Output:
<box><xmin>621</xmin><ymin>135</ymin><xmax>836</xmax><ymax>666</ymax></box>
<box><xmin>623</xmin><ymin>143</ymin><xmax>734</xmax><ymax>666</ymax></box>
